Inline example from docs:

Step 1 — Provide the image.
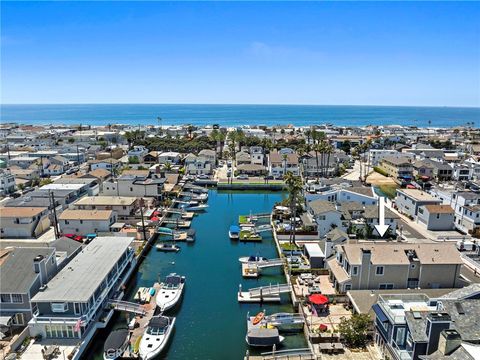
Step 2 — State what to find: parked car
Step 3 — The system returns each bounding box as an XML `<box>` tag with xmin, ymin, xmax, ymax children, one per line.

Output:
<box><xmin>237</xmin><ymin>174</ymin><xmax>249</xmax><ymax>180</ymax></box>
<box><xmin>197</xmin><ymin>174</ymin><xmax>210</xmax><ymax>180</ymax></box>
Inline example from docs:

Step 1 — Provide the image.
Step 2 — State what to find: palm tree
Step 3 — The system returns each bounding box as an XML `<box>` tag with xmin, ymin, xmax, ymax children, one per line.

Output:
<box><xmin>164</xmin><ymin>162</ymin><xmax>173</xmax><ymax>172</ymax></box>
<box><xmin>227</xmin><ymin>131</ymin><xmax>237</xmax><ymax>165</ymax></box>
<box><xmin>324</xmin><ymin>143</ymin><xmax>334</xmax><ymax>178</ymax></box>
<box><xmin>284</xmin><ymin>172</ymin><xmax>303</xmax><ymax>247</ymax></box>
<box><xmin>313</xmin><ymin>142</ymin><xmax>322</xmax><ymax>183</ymax></box>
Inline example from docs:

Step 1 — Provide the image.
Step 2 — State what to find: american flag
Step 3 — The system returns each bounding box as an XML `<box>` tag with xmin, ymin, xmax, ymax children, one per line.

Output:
<box><xmin>74</xmin><ymin>319</ymin><xmax>82</xmax><ymax>332</ymax></box>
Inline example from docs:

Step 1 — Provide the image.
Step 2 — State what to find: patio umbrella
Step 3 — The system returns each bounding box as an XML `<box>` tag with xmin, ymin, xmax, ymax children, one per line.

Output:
<box><xmin>309</xmin><ymin>294</ymin><xmax>329</xmax><ymax>305</ymax></box>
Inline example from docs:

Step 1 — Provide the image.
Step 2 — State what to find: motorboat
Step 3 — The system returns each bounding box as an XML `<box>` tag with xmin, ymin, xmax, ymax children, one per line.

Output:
<box><xmin>184</xmin><ymin>203</ymin><xmax>209</xmax><ymax>212</ymax></box>
<box><xmin>139</xmin><ymin>316</ymin><xmax>175</xmax><ymax>360</ymax></box>
<box><xmin>239</xmin><ymin>255</ymin><xmax>269</xmax><ymax>264</ymax></box>
<box><xmin>229</xmin><ymin>225</ymin><xmax>240</xmax><ymax>239</ymax></box>
<box><xmin>186</xmin><ymin>229</ymin><xmax>196</xmax><ymax>242</ymax></box>
<box><xmin>156</xmin><ymin>273</ymin><xmax>186</xmax><ymax>312</ymax></box>
<box><xmin>103</xmin><ymin>328</ymin><xmax>130</xmax><ymax>360</ymax></box>
<box><xmin>156</xmin><ymin>244</ymin><xmax>180</xmax><ymax>252</ymax></box>
<box><xmin>264</xmin><ymin>312</ymin><xmax>305</xmax><ymax>333</ymax></box>
<box><xmin>246</xmin><ymin>328</ymin><xmax>284</xmax><ymax>347</ymax></box>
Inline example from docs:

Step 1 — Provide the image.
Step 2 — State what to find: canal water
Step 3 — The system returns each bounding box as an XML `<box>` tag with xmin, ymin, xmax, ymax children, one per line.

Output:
<box><xmin>87</xmin><ymin>190</ymin><xmax>307</xmax><ymax>360</ymax></box>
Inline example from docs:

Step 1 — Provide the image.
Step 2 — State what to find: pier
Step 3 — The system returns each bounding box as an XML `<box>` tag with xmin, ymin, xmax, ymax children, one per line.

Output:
<box><xmin>238</xmin><ymin>283</ymin><xmax>291</xmax><ymax>303</ymax></box>
<box><xmin>241</xmin><ymin>258</ymin><xmax>285</xmax><ymax>278</ymax></box>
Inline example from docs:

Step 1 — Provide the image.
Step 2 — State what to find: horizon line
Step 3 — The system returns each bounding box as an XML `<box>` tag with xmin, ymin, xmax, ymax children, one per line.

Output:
<box><xmin>2</xmin><ymin>102</ymin><xmax>480</xmax><ymax>109</ymax></box>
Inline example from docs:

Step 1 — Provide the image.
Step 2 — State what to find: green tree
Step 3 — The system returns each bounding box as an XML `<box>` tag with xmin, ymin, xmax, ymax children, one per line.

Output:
<box><xmin>338</xmin><ymin>314</ymin><xmax>371</xmax><ymax>348</ymax></box>
<box><xmin>284</xmin><ymin>172</ymin><xmax>303</xmax><ymax>247</ymax></box>
<box><xmin>128</xmin><ymin>156</ymin><xmax>140</xmax><ymax>164</ymax></box>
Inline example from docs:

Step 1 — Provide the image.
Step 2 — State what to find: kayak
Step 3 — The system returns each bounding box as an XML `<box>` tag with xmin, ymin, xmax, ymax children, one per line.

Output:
<box><xmin>252</xmin><ymin>312</ymin><xmax>265</xmax><ymax>326</ymax></box>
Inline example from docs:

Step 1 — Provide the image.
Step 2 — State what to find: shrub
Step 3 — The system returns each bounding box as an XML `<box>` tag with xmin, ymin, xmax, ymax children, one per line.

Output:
<box><xmin>373</xmin><ymin>166</ymin><xmax>388</xmax><ymax>177</ymax></box>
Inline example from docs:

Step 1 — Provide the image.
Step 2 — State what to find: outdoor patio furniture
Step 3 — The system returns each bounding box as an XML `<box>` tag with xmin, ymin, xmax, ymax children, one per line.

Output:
<box><xmin>319</xmin><ymin>342</ymin><xmax>344</xmax><ymax>354</ymax></box>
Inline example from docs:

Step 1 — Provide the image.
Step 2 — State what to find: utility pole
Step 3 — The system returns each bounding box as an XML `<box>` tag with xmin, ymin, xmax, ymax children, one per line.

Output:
<box><xmin>139</xmin><ymin>198</ymin><xmax>147</xmax><ymax>242</ymax></box>
<box><xmin>50</xmin><ymin>191</ymin><xmax>59</xmax><ymax>239</ymax></box>
<box><xmin>76</xmin><ymin>144</ymin><xmax>80</xmax><ymax>165</ymax></box>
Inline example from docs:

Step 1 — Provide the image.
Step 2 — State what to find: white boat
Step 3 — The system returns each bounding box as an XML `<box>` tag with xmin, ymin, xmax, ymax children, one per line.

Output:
<box><xmin>156</xmin><ymin>244</ymin><xmax>180</xmax><ymax>252</ymax></box>
<box><xmin>156</xmin><ymin>273</ymin><xmax>186</xmax><ymax>312</ymax></box>
<box><xmin>184</xmin><ymin>203</ymin><xmax>209</xmax><ymax>212</ymax></box>
<box><xmin>139</xmin><ymin>316</ymin><xmax>175</xmax><ymax>360</ymax></box>
<box><xmin>103</xmin><ymin>328</ymin><xmax>129</xmax><ymax>360</ymax></box>
<box><xmin>229</xmin><ymin>225</ymin><xmax>240</xmax><ymax>239</ymax></box>
<box><xmin>239</xmin><ymin>255</ymin><xmax>269</xmax><ymax>264</ymax></box>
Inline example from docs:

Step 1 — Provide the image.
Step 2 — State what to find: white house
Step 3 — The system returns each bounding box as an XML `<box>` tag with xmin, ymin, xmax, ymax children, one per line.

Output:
<box><xmin>0</xmin><ymin>207</ymin><xmax>51</xmax><ymax>238</ymax></box>
<box><xmin>58</xmin><ymin>209</ymin><xmax>116</xmax><ymax>235</ymax></box>
<box><xmin>158</xmin><ymin>152</ymin><xmax>181</xmax><ymax>164</ymax></box>
<box><xmin>0</xmin><ymin>168</ymin><xmax>16</xmax><ymax>195</ymax></box>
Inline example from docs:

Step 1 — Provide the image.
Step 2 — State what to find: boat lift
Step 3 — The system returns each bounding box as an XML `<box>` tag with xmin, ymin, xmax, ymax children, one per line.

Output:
<box><xmin>107</xmin><ymin>300</ymin><xmax>146</xmax><ymax>316</ymax></box>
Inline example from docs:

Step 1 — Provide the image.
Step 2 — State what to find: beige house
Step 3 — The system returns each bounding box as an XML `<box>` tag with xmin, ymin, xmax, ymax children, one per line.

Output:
<box><xmin>0</xmin><ymin>207</ymin><xmax>51</xmax><ymax>238</ymax></box>
<box><xmin>327</xmin><ymin>243</ymin><xmax>463</xmax><ymax>292</ymax></box>
<box><xmin>73</xmin><ymin>196</ymin><xmax>140</xmax><ymax>218</ymax></box>
<box><xmin>379</xmin><ymin>156</ymin><xmax>413</xmax><ymax>180</ymax></box>
<box><xmin>58</xmin><ymin>209</ymin><xmax>116</xmax><ymax>235</ymax></box>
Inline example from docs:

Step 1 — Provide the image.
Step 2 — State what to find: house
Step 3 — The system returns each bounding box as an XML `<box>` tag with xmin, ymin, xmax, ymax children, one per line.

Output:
<box><xmin>368</xmin><ymin>150</ymin><xmax>413</xmax><ymax>166</ymax></box>
<box><xmin>327</xmin><ymin>243</ymin><xmax>463</xmax><ymax>292</ymax></box>
<box><xmin>302</xmin><ymin>151</ymin><xmax>338</xmax><ymax>178</ymax></box>
<box><xmin>395</xmin><ymin>189</ymin><xmax>442</xmax><ymax>220</ymax></box>
<box><xmin>143</xmin><ymin>151</ymin><xmax>160</xmax><ymax>164</ymax></box>
<box><xmin>43</xmin><ymin>164</ymin><xmax>65</xmax><ymax>176</ymax></box>
<box><xmin>323</xmin><ymin>228</ymin><xmax>349</xmax><ymax>259</ymax></box>
<box><xmin>89</xmin><ymin>158</ymin><xmax>122</xmax><ymax>172</ymax></box>
<box><xmin>9</xmin><ymin>156</ymin><xmax>40</xmax><ymax>169</ymax></box>
<box><xmin>417</xmin><ymin>205</ymin><xmax>455</xmax><ymax>231</ymax></box>
<box><xmin>184</xmin><ymin>153</ymin><xmax>214</xmax><ymax>175</ymax></box>
<box><xmin>58</xmin><ymin>209</ymin><xmax>116</xmax><ymax>235</ymax></box>
<box><xmin>450</xmin><ymin>191</ymin><xmax>480</xmax><ymax>236</ymax></box>
<box><xmin>198</xmin><ymin>149</ymin><xmax>216</xmax><ymax>165</ymax></box>
<box><xmin>236</xmin><ymin>164</ymin><xmax>266</xmax><ymax>176</ymax></box>
<box><xmin>158</xmin><ymin>151</ymin><xmax>181</xmax><ymax>164</ymax></box>
<box><xmin>306</xmin><ymin>186</ymin><xmax>378</xmax><ymax>206</ymax></box>
<box><xmin>127</xmin><ymin>145</ymin><xmax>148</xmax><ymax>161</ymax></box>
<box><xmin>452</xmin><ymin>164</ymin><xmax>473</xmax><ymax>182</ymax></box>
<box><xmin>102</xmin><ymin>174</ymin><xmax>165</xmax><ymax>198</ymax></box>
<box><xmin>372</xmin><ymin>287</ymin><xmax>480</xmax><ymax>360</ymax></box>
<box><xmin>413</xmin><ymin>159</ymin><xmax>435</xmax><ymax>180</ymax></box>
<box><xmin>0</xmin><ymin>207</ymin><xmax>51</xmax><ymax>238</ymax></box>
<box><xmin>430</xmin><ymin>161</ymin><xmax>453</xmax><ymax>182</ymax></box>
<box><xmin>379</xmin><ymin>156</ymin><xmax>414</xmax><ymax>182</ymax></box>
<box><xmin>235</xmin><ymin>151</ymin><xmax>251</xmax><ymax>165</ymax></box>
<box><xmin>50</xmin><ymin>155</ymin><xmax>69</xmax><ymax>168</ymax></box>
<box><xmin>250</xmin><ymin>146</ymin><xmax>264</xmax><ymax>165</ymax></box>
<box><xmin>0</xmin><ymin>168</ymin><xmax>16</xmax><ymax>195</ymax></box>
<box><xmin>307</xmin><ymin>200</ymin><xmax>341</xmax><ymax>237</ymax></box>
<box><xmin>28</xmin><ymin>237</ymin><xmax>135</xmax><ymax>347</ymax></box>
<box><xmin>72</xmin><ymin>196</ymin><xmax>141</xmax><ymax>218</ymax></box>
<box><xmin>268</xmin><ymin>151</ymin><xmax>299</xmax><ymax>177</ymax></box>
<box><xmin>0</xmin><ymin>247</ymin><xmax>58</xmax><ymax>328</ymax></box>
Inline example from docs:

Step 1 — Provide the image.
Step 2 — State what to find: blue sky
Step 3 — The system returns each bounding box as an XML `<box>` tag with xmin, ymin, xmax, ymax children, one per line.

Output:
<box><xmin>1</xmin><ymin>1</ymin><xmax>479</xmax><ymax>106</ymax></box>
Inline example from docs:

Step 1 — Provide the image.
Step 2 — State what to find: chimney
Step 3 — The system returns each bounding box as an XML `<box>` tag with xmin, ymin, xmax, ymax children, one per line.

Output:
<box><xmin>438</xmin><ymin>329</ymin><xmax>462</xmax><ymax>356</ymax></box>
<box><xmin>426</xmin><ymin>312</ymin><xmax>452</xmax><ymax>354</ymax></box>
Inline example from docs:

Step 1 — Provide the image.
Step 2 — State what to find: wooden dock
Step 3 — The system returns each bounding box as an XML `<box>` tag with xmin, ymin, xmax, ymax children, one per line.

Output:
<box><xmin>160</xmin><ymin>219</ymin><xmax>192</xmax><ymax>228</ymax></box>
<box><xmin>123</xmin><ymin>282</ymin><xmax>161</xmax><ymax>358</ymax></box>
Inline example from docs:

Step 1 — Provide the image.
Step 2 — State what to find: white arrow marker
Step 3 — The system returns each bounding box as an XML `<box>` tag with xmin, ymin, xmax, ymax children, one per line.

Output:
<box><xmin>374</xmin><ymin>196</ymin><xmax>390</xmax><ymax>237</ymax></box>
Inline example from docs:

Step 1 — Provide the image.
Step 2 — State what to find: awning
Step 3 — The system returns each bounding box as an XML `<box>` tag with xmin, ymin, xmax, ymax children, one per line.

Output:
<box><xmin>309</xmin><ymin>294</ymin><xmax>329</xmax><ymax>305</ymax></box>
<box><xmin>372</xmin><ymin>304</ymin><xmax>388</xmax><ymax>323</ymax></box>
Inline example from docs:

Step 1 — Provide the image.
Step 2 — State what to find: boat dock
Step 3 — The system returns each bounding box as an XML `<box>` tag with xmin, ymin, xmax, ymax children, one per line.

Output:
<box><xmin>164</xmin><ymin>208</ymin><xmax>195</xmax><ymax>219</ymax></box>
<box><xmin>241</xmin><ymin>258</ymin><xmax>285</xmax><ymax>278</ymax></box>
<box><xmin>238</xmin><ymin>283</ymin><xmax>291</xmax><ymax>303</ymax></box>
<box><xmin>160</xmin><ymin>218</ymin><xmax>192</xmax><ymax>228</ymax></box>
<box><xmin>123</xmin><ymin>282</ymin><xmax>162</xmax><ymax>358</ymax></box>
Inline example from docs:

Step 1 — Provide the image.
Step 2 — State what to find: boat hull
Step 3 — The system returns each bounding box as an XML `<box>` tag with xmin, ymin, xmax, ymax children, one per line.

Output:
<box><xmin>139</xmin><ymin>318</ymin><xmax>175</xmax><ymax>360</ymax></box>
<box><xmin>156</xmin><ymin>283</ymin><xmax>185</xmax><ymax>312</ymax></box>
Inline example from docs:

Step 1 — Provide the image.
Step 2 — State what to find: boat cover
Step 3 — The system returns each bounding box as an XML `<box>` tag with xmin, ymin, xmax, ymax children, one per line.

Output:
<box><xmin>104</xmin><ymin>328</ymin><xmax>129</xmax><ymax>351</ymax></box>
<box><xmin>149</xmin><ymin>316</ymin><xmax>170</xmax><ymax>328</ymax></box>
<box><xmin>247</xmin><ymin>328</ymin><xmax>280</xmax><ymax>346</ymax></box>
<box><xmin>165</xmin><ymin>275</ymin><xmax>182</xmax><ymax>285</ymax></box>
<box><xmin>230</xmin><ymin>225</ymin><xmax>240</xmax><ymax>233</ymax></box>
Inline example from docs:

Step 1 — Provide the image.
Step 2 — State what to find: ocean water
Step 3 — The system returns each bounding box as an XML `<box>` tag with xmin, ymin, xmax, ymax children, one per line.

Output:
<box><xmin>1</xmin><ymin>104</ymin><xmax>479</xmax><ymax>127</ymax></box>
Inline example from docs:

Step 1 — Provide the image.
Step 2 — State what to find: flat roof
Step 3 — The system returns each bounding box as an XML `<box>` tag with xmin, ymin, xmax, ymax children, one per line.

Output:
<box><xmin>74</xmin><ymin>196</ymin><xmax>137</xmax><ymax>207</ymax></box>
<box><xmin>397</xmin><ymin>189</ymin><xmax>439</xmax><ymax>202</ymax></box>
<box><xmin>32</xmin><ymin>236</ymin><xmax>133</xmax><ymax>302</ymax></box>
<box><xmin>304</xmin><ymin>243</ymin><xmax>325</xmax><ymax>258</ymax></box>
<box><xmin>59</xmin><ymin>209</ymin><xmax>113</xmax><ymax>220</ymax></box>
<box><xmin>40</xmin><ymin>183</ymin><xmax>85</xmax><ymax>191</ymax></box>
<box><xmin>0</xmin><ymin>207</ymin><xmax>47</xmax><ymax>218</ymax></box>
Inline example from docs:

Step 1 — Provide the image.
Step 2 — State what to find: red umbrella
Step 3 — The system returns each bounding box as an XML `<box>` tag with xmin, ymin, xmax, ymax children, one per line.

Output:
<box><xmin>309</xmin><ymin>294</ymin><xmax>329</xmax><ymax>305</ymax></box>
<box><xmin>151</xmin><ymin>216</ymin><xmax>159</xmax><ymax>222</ymax></box>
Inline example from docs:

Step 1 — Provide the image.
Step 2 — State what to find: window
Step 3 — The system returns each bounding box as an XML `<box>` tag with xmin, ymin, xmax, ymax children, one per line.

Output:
<box><xmin>375</xmin><ymin>266</ymin><xmax>384</xmax><ymax>276</ymax></box>
<box><xmin>379</xmin><ymin>284</ymin><xmax>394</xmax><ymax>289</ymax></box>
<box><xmin>74</xmin><ymin>303</ymin><xmax>81</xmax><ymax>315</ymax></box>
<box><xmin>344</xmin><ymin>284</ymin><xmax>352</xmax><ymax>291</ymax></box>
<box><xmin>65</xmin><ymin>220</ymin><xmax>69</xmax><ymax>225</ymax></box>
<box><xmin>0</xmin><ymin>294</ymin><xmax>11</xmax><ymax>303</ymax></box>
<box><xmin>79</xmin><ymin>220</ymin><xmax>83</xmax><ymax>224</ymax></box>
<box><xmin>351</xmin><ymin>266</ymin><xmax>359</xmax><ymax>276</ymax></box>
<box><xmin>51</xmin><ymin>303</ymin><xmax>68</xmax><ymax>313</ymax></box>
<box><xmin>11</xmin><ymin>294</ymin><xmax>22</xmax><ymax>303</ymax></box>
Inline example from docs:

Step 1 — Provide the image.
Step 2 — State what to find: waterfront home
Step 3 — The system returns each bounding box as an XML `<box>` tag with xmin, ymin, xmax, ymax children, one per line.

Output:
<box><xmin>307</xmin><ymin>199</ymin><xmax>341</xmax><ymax>237</ymax></box>
<box><xmin>417</xmin><ymin>204</ymin><xmax>455</xmax><ymax>231</ymax></box>
<box><xmin>379</xmin><ymin>156</ymin><xmax>414</xmax><ymax>183</ymax></box>
<box><xmin>72</xmin><ymin>196</ymin><xmax>141</xmax><ymax>218</ymax></box>
<box><xmin>58</xmin><ymin>209</ymin><xmax>116</xmax><ymax>235</ymax></box>
<box><xmin>268</xmin><ymin>150</ymin><xmax>300</xmax><ymax>177</ymax></box>
<box><xmin>327</xmin><ymin>243</ymin><xmax>464</xmax><ymax>292</ymax></box>
<box><xmin>236</xmin><ymin>151</ymin><xmax>251</xmax><ymax>165</ymax></box>
<box><xmin>236</xmin><ymin>163</ymin><xmax>267</xmax><ymax>176</ymax></box>
<box><xmin>28</xmin><ymin>237</ymin><xmax>136</xmax><ymax>356</ymax></box>
<box><xmin>372</xmin><ymin>289</ymin><xmax>480</xmax><ymax>360</ymax></box>
<box><xmin>102</xmin><ymin>174</ymin><xmax>165</xmax><ymax>199</ymax></box>
<box><xmin>0</xmin><ymin>168</ymin><xmax>16</xmax><ymax>195</ymax></box>
<box><xmin>0</xmin><ymin>247</ymin><xmax>58</xmax><ymax>327</ymax></box>
<box><xmin>395</xmin><ymin>189</ymin><xmax>442</xmax><ymax>220</ymax></box>
<box><xmin>0</xmin><ymin>207</ymin><xmax>51</xmax><ymax>238</ymax></box>
<box><xmin>184</xmin><ymin>153</ymin><xmax>214</xmax><ymax>175</ymax></box>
